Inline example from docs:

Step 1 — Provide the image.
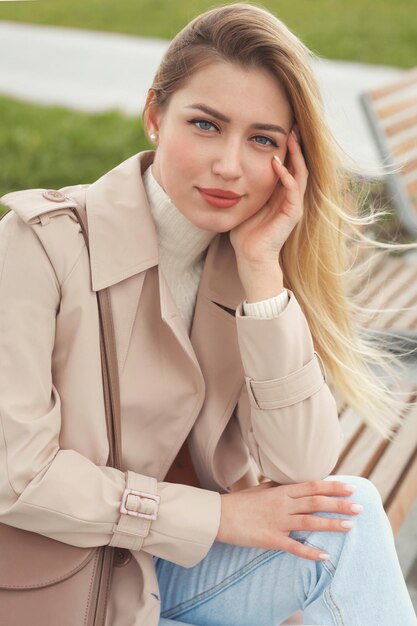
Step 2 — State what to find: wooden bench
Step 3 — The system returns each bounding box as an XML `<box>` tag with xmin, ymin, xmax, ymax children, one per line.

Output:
<box><xmin>336</xmin><ymin>249</ymin><xmax>417</xmax><ymax>535</ymax></box>
<box><xmin>253</xmin><ymin>248</ymin><xmax>417</xmax><ymax>546</ymax></box>
<box><xmin>335</xmin><ymin>381</ymin><xmax>417</xmax><ymax>535</ymax></box>
<box><xmin>361</xmin><ymin>67</ymin><xmax>417</xmax><ymax>235</ymax></box>
<box><xmin>282</xmin><ymin>250</ymin><xmax>417</xmax><ymax>625</ymax></box>
<box><xmin>350</xmin><ymin>69</ymin><xmax>417</xmax><ymax>536</ymax></box>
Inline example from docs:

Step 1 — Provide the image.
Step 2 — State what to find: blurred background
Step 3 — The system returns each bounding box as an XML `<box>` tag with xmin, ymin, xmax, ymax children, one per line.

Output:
<box><xmin>0</xmin><ymin>0</ymin><xmax>416</xmax><ymax>203</ymax></box>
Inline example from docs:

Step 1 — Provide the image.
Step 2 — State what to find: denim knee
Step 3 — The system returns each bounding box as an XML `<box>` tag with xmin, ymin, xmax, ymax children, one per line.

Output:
<box><xmin>324</xmin><ymin>474</ymin><xmax>383</xmax><ymax>511</ymax></box>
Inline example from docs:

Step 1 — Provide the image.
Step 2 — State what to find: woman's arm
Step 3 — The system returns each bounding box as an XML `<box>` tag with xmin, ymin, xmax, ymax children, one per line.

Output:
<box><xmin>235</xmin><ymin>287</ymin><xmax>343</xmax><ymax>484</ymax></box>
<box><xmin>0</xmin><ymin>211</ymin><xmax>220</xmax><ymax>568</ymax></box>
<box><xmin>228</xmin><ymin>128</ymin><xmax>342</xmax><ymax>483</ymax></box>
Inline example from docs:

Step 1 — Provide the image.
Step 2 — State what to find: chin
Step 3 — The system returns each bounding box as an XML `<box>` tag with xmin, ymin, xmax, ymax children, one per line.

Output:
<box><xmin>192</xmin><ymin>214</ymin><xmax>237</xmax><ymax>234</ymax></box>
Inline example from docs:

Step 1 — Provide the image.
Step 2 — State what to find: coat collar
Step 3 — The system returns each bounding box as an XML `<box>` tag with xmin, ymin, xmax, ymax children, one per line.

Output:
<box><xmin>84</xmin><ymin>150</ymin><xmax>158</xmax><ymax>291</ymax></box>
<box><xmin>78</xmin><ymin>150</ymin><xmax>245</xmax><ymax>311</ymax></box>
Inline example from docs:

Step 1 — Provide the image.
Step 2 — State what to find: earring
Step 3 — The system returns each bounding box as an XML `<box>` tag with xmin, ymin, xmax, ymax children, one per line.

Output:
<box><xmin>149</xmin><ymin>132</ymin><xmax>157</xmax><ymax>142</ymax></box>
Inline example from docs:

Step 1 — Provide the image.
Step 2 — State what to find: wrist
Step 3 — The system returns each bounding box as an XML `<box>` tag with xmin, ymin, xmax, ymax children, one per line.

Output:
<box><xmin>237</xmin><ymin>260</ymin><xmax>284</xmax><ymax>303</ymax></box>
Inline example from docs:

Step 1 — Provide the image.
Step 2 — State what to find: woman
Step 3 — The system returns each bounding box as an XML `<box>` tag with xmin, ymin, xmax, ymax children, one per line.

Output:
<box><xmin>0</xmin><ymin>3</ymin><xmax>416</xmax><ymax>625</ymax></box>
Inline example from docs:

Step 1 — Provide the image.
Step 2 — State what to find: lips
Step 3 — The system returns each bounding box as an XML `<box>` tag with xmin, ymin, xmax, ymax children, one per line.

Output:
<box><xmin>197</xmin><ymin>187</ymin><xmax>243</xmax><ymax>209</ymax></box>
<box><xmin>198</xmin><ymin>187</ymin><xmax>242</xmax><ymax>199</ymax></box>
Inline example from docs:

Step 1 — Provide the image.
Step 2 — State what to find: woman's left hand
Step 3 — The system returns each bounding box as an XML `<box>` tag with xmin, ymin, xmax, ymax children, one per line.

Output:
<box><xmin>229</xmin><ymin>127</ymin><xmax>309</xmax><ymax>266</ymax></box>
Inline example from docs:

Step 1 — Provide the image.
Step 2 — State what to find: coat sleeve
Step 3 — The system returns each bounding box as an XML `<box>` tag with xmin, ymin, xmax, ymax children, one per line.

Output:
<box><xmin>234</xmin><ymin>292</ymin><xmax>343</xmax><ymax>484</ymax></box>
<box><xmin>0</xmin><ymin>211</ymin><xmax>220</xmax><ymax>568</ymax></box>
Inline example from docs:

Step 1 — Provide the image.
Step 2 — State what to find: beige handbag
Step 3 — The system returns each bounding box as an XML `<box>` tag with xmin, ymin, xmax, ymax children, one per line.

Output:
<box><xmin>0</xmin><ymin>204</ymin><xmax>128</xmax><ymax>626</ymax></box>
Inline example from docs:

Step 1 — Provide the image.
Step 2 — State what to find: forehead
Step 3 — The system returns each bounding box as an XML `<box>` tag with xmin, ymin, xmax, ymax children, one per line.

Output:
<box><xmin>166</xmin><ymin>60</ymin><xmax>293</xmax><ymax>127</ymax></box>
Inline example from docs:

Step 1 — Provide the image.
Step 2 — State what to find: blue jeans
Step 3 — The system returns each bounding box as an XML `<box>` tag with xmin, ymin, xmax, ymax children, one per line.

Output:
<box><xmin>155</xmin><ymin>475</ymin><xmax>417</xmax><ymax>626</ymax></box>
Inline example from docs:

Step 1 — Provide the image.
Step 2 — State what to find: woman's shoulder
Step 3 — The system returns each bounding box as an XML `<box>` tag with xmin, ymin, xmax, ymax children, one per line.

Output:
<box><xmin>0</xmin><ymin>184</ymin><xmax>90</xmax><ymax>286</ymax></box>
<box><xmin>0</xmin><ymin>184</ymin><xmax>89</xmax><ymax>225</ymax></box>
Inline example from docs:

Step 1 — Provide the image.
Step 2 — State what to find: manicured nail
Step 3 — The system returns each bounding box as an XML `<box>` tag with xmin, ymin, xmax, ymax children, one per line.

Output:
<box><xmin>273</xmin><ymin>155</ymin><xmax>282</xmax><ymax>165</ymax></box>
<box><xmin>319</xmin><ymin>553</ymin><xmax>330</xmax><ymax>560</ymax></box>
<box><xmin>291</xmin><ymin>129</ymin><xmax>299</xmax><ymax>142</ymax></box>
<box><xmin>341</xmin><ymin>520</ymin><xmax>354</xmax><ymax>529</ymax></box>
<box><xmin>351</xmin><ymin>504</ymin><xmax>364</xmax><ymax>513</ymax></box>
<box><xmin>343</xmin><ymin>484</ymin><xmax>357</xmax><ymax>492</ymax></box>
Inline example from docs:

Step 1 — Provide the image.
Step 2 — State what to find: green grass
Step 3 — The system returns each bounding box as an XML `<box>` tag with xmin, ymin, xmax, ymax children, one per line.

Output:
<box><xmin>0</xmin><ymin>0</ymin><xmax>416</xmax><ymax>67</ymax></box>
<box><xmin>0</xmin><ymin>95</ymin><xmax>411</xmax><ymax>243</ymax></box>
<box><xmin>0</xmin><ymin>95</ymin><xmax>149</xmax><ymax>206</ymax></box>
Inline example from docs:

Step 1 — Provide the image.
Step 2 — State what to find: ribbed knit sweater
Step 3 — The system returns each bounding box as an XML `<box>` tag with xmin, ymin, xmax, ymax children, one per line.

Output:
<box><xmin>143</xmin><ymin>166</ymin><xmax>289</xmax><ymax>334</ymax></box>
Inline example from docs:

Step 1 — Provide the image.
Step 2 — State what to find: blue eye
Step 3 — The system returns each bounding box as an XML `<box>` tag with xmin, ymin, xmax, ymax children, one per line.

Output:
<box><xmin>252</xmin><ymin>135</ymin><xmax>277</xmax><ymax>147</ymax></box>
<box><xmin>191</xmin><ymin>119</ymin><xmax>219</xmax><ymax>132</ymax></box>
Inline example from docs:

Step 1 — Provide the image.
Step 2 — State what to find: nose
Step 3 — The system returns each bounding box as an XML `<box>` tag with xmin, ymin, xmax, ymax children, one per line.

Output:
<box><xmin>211</xmin><ymin>138</ymin><xmax>243</xmax><ymax>180</ymax></box>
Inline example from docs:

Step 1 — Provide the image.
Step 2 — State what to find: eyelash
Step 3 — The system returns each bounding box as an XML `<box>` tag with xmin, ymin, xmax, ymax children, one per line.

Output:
<box><xmin>188</xmin><ymin>119</ymin><xmax>278</xmax><ymax>148</ymax></box>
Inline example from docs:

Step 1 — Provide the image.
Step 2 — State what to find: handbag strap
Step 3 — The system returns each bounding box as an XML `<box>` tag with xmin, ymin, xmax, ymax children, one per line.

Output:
<box><xmin>71</xmin><ymin>205</ymin><xmax>122</xmax><ymax>470</ymax></box>
<box><xmin>0</xmin><ymin>203</ymin><xmax>122</xmax><ymax>469</ymax></box>
<box><xmin>71</xmin><ymin>204</ymin><xmax>123</xmax><ymax>626</ymax></box>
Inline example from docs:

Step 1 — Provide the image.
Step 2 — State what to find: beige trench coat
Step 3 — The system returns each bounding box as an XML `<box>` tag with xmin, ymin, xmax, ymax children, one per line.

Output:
<box><xmin>0</xmin><ymin>151</ymin><xmax>342</xmax><ymax>625</ymax></box>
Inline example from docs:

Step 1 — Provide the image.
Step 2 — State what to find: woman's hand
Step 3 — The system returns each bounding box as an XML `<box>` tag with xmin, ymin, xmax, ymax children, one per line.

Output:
<box><xmin>216</xmin><ymin>480</ymin><xmax>363</xmax><ymax>561</ymax></box>
<box><xmin>229</xmin><ymin>127</ymin><xmax>308</xmax><ymax>267</ymax></box>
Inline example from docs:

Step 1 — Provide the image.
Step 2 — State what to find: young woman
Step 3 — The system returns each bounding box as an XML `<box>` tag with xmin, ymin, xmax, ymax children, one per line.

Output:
<box><xmin>0</xmin><ymin>3</ymin><xmax>416</xmax><ymax>625</ymax></box>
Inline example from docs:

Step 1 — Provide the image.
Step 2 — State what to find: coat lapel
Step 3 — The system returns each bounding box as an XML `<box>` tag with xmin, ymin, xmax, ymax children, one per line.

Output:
<box><xmin>68</xmin><ymin>151</ymin><xmax>158</xmax><ymax>372</ymax></box>
<box><xmin>189</xmin><ymin>233</ymin><xmax>248</xmax><ymax>488</ymax></box>
<box><xmin>68</xmin><ymin>151</ymin><xmax>249</xmax><ymax>475</ymax></box>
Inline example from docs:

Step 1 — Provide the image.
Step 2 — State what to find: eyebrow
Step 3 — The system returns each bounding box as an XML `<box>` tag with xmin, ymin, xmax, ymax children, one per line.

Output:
<box><xmin>185</xmin><ymin>103</ymin><xmax>289</xmax><ymax>136</ymax></box>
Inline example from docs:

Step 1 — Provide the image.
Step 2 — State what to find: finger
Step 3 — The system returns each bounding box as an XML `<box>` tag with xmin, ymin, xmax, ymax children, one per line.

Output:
<box><xmin>288</xmin><ymin>513</ymin><xmax>356</xmax><ymax>534</ymax></box>
<box><xmin>285</xmin><ymin>480</ymin><xmax>357</xmax><ymax>499</ymax></box>
<box><xmin>289</xmin><ymin>494</ymin><xmax>363</xmax><ymax>517</ymax></box>
<box><xmin>276</xmin><ymin>536</ymin><xmax>332</xmax><ymax>562</ymax></box>
<box><xmin>271</xmin><ymin>157</ymin><xmax>301</xmax><ymax>213</ymax></box>
<box><xmin>272</xmin><ymin>154</ymin><xmax>298</xmax><ymax>194</ymax></box>
<box><xmin>286</xmin><ymin>130</ymin><xmax>309</xmax><ymax>192</ymax></box>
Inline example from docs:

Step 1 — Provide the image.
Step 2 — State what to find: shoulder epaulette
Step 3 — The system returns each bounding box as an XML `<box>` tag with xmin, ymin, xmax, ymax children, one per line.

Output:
<box><xmin>0</xmin><ymin>187</ymin><xmax>85</xmax><ymax>224</ymax></box>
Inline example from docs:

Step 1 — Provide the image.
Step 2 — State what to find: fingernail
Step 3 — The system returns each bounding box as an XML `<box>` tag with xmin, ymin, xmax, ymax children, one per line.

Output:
<box><xmin>341</xmin><ymin>520</ymin><xmax>354</xmax><ymax>529</ymax></box>
<box><xmin>344</xmin><ymin>484</ymin><xmax>357</xmax><ymax>492</ymax></box>
<box><xmin>291</xmin><ymin>129</ymin><xmax>299</xmax><ymax>142</ymax></box>
<box><xmin>319</xmin><ymin>553</ymin><xmax>330</xmax><ymax>560</ymax></box>
<box><xmin>351</xmin><ymin>504</ymin><xmax>364</xmax><ymax>513</ymax></box>
<box><xmin>273</xmin><ymin>155</ymin><xmax>282</xmax><ymax>165</ymax></box>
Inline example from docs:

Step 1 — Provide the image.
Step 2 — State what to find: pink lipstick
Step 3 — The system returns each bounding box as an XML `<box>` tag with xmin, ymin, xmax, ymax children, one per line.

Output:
<box><xmin>197</xmin><ymin>187</ymin><xmax>243</xmax><ymax>209</ymax></box>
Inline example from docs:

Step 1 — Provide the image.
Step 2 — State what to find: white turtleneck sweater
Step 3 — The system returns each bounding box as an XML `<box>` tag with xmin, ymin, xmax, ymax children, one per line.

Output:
<box><xmin>143</xmin><ymin>166</ymin><xmax>289</xmax><ymax>334</ymax></box>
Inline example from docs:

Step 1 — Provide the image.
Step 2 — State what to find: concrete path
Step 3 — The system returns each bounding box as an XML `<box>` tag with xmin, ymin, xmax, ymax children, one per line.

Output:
<box><xmin>0</xmin><ymin>21</ymin><xmax>404</xmax><ymax>175</ymax></box>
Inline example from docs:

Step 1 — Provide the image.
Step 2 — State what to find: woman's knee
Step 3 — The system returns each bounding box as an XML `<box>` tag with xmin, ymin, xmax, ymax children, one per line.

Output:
<box><xmin>324</xmin><ymin>474</ymin><xmax>383</xmax><ymax>511</ymax></box>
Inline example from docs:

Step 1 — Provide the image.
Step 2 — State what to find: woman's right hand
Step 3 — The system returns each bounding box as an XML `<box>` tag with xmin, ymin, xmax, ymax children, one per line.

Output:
<box><xmin>216</xmin><ymin>479</ymin><xmax>363</xmax><ymax>561</ymax></box>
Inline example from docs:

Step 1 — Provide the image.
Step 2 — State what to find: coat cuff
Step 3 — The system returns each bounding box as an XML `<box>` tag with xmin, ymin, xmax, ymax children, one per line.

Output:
<box><xmin>242</xmin><ymin>289</ymin><xmax>289</xmax><ymax>317</ymax></box>
<box><xmin>235</xmin><ymin>290</ymin><xmax>324</xmax><ymax>382</ymax></box>
<box><xmin>109</xmin><ymin>471</ymin><xmax>221</xmax><ymax>568</ymax></box>
<box><xmin>244</xmin><ymin>353</ymin><xmax>325</xmax><ymax>410</ymax></box>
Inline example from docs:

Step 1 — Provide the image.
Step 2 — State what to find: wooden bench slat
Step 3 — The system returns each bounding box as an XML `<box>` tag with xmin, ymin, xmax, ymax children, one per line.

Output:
<box><xmin>334</xmin><ymin>422</ymin><xmax>387</xmax><ymax>477</ymax></box>
<box><xmin>353</xmin><ymin>258</ymin><xmax>400</xmax><ymax>308</ymax></box>
<box><xmin>392</xmin><ymin>135</ymin><xmax>417</xmax><ymax>157</ymax></box>
<box><xmin>385</xmin><ymin>448</ymin><xmax>417</xmax><ymax>534</ymax></box>
<box><xmin>360</xmin><ymin>264</ymin><xmax>417</xmax><ymax>329</ymax></box>
<box><xmin>335</xmin><ymin>408</ymin><xmax>366</xmax><ymax>468</ymax></box>
<box><xmin>386</xmin><ymin>113</ymin><xmax>417</xmax><ymax>138</ymax></box>
<box><xmin>402</xmin><ymin>156</ymin><xmax>417</xmax><ymax>175</ymax></box>
<box><xmin>374</xmin><ymin>293</ymin><xmax>417</xmax><ymax>330</ymax></box>
<box><xmin>369</xmin><ymin>70</ymin><xmax>417</xmax><ymax>101</ymax></box>
<box><xmin>406</xmin><ymin>178</ymin><xmax>417</xmax><ymax>195</ymax></box>
<box><xmin>369</xmin><ymin>394</ymin><xmax>417</xmax><ymax>503</ymax></box>
<box><xmin>335</xmin><ymin>386</ymin><xmax>415</xmax><ymax>474</ymax></box>
<box><xmin>387</xmin><ymin>305</ymin><xmax>417</xmax><ymax>330</ymax></box>
<box><xmin>378</xmin><ymin>95</ymin><xmax>417</xmax><ymax>119</ymax></box>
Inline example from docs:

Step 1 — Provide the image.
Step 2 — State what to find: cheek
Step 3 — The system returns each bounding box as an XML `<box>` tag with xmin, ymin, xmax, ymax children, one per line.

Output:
<box><xmin>248</xmin><ymin>162</ymin><xmax>277</xmax><ymax>203</ymax></box>
<box><xmin>162</xmin><ymin>134</ymin><xmax>206</xmax><ymax>181</ymax></box>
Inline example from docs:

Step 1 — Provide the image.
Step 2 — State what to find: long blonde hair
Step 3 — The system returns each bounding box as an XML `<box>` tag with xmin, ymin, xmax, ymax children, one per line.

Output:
<box><xmin>145</xmin><ymin>2</ymin><xmax>415</xmax><ymax>439</ymax></box>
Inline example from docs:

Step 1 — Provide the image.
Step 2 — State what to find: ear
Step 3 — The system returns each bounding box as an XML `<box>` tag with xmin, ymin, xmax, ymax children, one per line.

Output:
<box><xmin>143</xmin><ymin>89</ymin><xmax>162</xmax><ymax>139</ymax></box>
